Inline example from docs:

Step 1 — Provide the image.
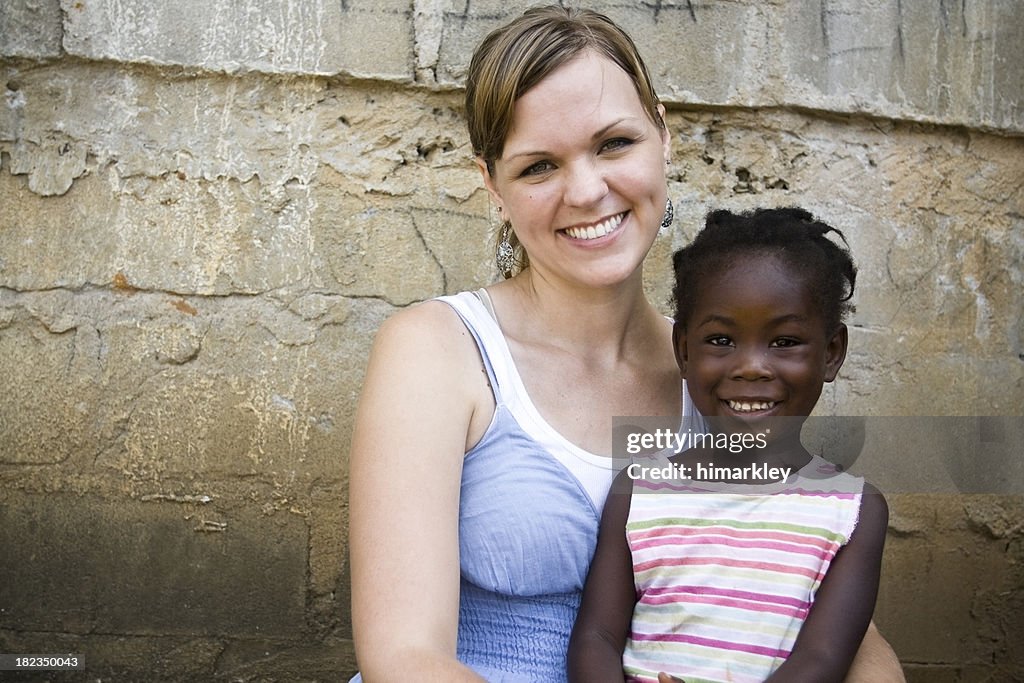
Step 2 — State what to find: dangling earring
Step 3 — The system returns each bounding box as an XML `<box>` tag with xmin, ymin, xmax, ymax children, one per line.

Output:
<box><xmin>496</xmin><ymin>219</ymin><xmax>515</xmax><ymax>275</ymax></box>
<box><xmin>659</xmin><ymin>198</ymin><xmax>674</xmax><ymax>235</ymax></box>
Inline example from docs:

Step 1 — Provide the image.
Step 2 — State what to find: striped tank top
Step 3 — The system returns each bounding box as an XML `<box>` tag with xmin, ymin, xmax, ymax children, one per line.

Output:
<box><xmin>622</xmin><ymin>454</ymin><xmax>863</xmax><ymax>683</ymax></box>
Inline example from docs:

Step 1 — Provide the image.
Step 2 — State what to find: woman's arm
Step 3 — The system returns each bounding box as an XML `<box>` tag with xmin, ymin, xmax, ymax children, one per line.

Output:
<box><xmin>349</xmin><ymin>302</ymin><xmax>491</xmax><ymax>682</ymax></box>
<box><xmin>766</xmin><ymin>484</ymin><xmax>891</xmax><ymax>683</ymax></box>
<box><xmin>845</xmin><ymin>621</ymin><xmax>905</xmax><ymax>683</ymax></box>
<box><xmin>568</xmin><ymin>472</ymin><xmax>637</xmax><ymax>683</ymax></box>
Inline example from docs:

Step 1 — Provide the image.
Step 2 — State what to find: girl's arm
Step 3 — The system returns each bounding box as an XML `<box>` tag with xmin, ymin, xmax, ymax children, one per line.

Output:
<box><xmin>765</xmin><ymin>483</ymin><xmax>890</xmax><ymax>683</ymax></box>
<box><xmin>568</xmin><ymin>471</ymin><xmax>637</xmax><ymax>683</ymax></box>
<box><xmin>349</xmin><ymin>302</ymin><xmax>491</xmax><ymax>682</ymax></box>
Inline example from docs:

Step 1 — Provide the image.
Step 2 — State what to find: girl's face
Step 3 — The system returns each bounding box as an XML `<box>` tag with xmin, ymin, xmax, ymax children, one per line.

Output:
<box><xmin>674</xmin><ymin>253</ymin><xmax>848</xmax><ymax>429</ymax></box>
<box><xmin>479</xmin><ymin>50</ymin><xmax>670</xmax><ymax>290</ymax></box>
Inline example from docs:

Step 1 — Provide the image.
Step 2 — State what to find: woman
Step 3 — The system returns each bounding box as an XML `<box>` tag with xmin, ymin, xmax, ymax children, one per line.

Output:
<box><xmin>348</xmin><ymin>6</ymin><xmax>902</xmax><ymax>681</ymax></box>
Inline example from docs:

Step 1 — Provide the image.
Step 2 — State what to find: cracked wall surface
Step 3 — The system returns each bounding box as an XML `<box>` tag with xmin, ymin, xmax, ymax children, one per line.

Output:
<box><xmin>1</xmin><ymin>1</ymin><xmax>1022</xmax><ymax>681</ymax></box>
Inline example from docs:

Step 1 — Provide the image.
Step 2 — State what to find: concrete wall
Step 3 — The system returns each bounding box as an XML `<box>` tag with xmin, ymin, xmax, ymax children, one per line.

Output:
<box><xmin>1</xmin><ymin>0</ymin><xmax>1021</xmax><ymax>680</ymax></box>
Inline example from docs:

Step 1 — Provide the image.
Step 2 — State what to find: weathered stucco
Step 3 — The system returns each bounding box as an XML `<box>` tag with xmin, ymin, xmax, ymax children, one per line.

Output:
<box><xmin>1</xmin><ymin>1</ymin><xmax>1022</xmax><ymax>680</ymax></box>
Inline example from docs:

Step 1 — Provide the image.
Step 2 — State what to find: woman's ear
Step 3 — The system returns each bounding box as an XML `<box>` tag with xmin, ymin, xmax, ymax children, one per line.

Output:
<box><xmin>824</xmin><ymin>323</ymin><xmax>849</xmax><ymax>382</ymax></box>
<box><xmin>672</xmin><ymin>322</ymin><xmax>687</xmax><ymax>377</ymax></box>
<box><xmin>657</xmin><ymin>103</ymin><xmax>671</xmax><ymax>161</ymax></box>
<box><xmin>475</xmin><ymin>157</ymin><xmax>505</xmax><ymax>219</ymax></box>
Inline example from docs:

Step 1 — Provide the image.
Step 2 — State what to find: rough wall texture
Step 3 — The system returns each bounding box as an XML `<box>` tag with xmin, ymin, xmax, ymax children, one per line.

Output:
<box><xmin>0</xmin><ymin>0</ymin><xmax>1021</xmax><ymax>681</ymax></box>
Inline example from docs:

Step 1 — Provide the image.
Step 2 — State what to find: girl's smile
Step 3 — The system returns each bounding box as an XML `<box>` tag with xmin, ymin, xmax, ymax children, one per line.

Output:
<box><xmin>676</xmin><ymin>252</ymin><xmax>848</xmax><ymax>436</ymax></box>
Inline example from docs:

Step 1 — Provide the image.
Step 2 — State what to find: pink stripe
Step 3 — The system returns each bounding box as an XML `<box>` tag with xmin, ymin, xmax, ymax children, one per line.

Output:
<box><xmin>777</xmin><ymin>489</ymin><xmax>858</xmax><ymax>498</ymax></box>
<box><xmin>634</xmin><ymin>554</ymin><xmax>825</xmax><ymax>581</ymax></box>
<box><xmin>630</xmin><ymin>479</ymin><xmax>859</xmax><ymax>498</ymax></box>
<box><xmin>631</xmin><ymin>523</ymin><xmax>836</xmax><ymax>552</ymax></box>
<box><xmin>640</xmin><ymin>591</ymin><xmax>808</xmax><ymax>619</ymax></box>
<box><xmin>630</xmin><ymin>479</ymin><xmax>700</xmax><ymax>491</ymax></box>
<box><xmin>632</xmin><ymin>532</ymin><xmax>834</xmax><ymax>560</ymax></box>
<box><xmin>630</xmin><ymin>630</ymin><xmax>791</xmax><ymax>659</ymax></box>
<box><xmin>645</xmin><ymin>584</ymin><xmax>809</xmax><ymax>608</ymax></box>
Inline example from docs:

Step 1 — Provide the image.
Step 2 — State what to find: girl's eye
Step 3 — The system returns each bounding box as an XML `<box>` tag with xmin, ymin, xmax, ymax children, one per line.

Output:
<box><xmin>600</xmin><ymin>137</ymin><xmax>633</xmax><ymax>153</ymax></box>
<box><xmin>771</xmin><ymin>337</ymin><xmax>801</xmax><ymax>348</ymax></box>
<box><xmin>706</xmin><ymin>335</ymin><xmax>733</xmax><ymax>347</ymax></box>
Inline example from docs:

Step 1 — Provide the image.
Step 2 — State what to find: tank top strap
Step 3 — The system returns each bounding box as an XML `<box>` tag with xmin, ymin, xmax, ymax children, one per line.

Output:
<box><xmin>434</xmin><ymin>290</ymin><xmax>509</xmax><ymax>403</ymax></box>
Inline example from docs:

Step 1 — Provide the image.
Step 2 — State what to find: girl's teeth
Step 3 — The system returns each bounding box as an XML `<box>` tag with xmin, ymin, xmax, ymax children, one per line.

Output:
<box><xmin>727</xmin><ymin>400</ymin><xmax>777</xmax><ymax>413</ymax></box>
<box><xmin>564</xmin><ymin>212</ymin><xmax>625</xmax><ymax>240</ymax></box>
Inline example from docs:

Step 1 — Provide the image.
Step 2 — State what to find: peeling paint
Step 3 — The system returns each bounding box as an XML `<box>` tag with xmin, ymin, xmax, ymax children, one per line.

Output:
<box><xmin>7</xmin><ymin>137</ymin><xmax>87</xmax><ymax>196</ymax></box>
<box><xmin>193</xmin><ymin>518</ymin><xmax>228</xmax><ymax>532</ymax></box>
<box><xmin>140</xmin><ymin>493</ymin><xmax>213</xmax><ymax>504</ymax></box>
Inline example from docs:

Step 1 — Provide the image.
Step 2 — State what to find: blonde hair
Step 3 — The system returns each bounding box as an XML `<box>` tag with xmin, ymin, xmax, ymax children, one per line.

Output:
<box><xmin>465</xmin><ymin>5</ymin><xmax>663</xmax><ymax>277</ymax></box>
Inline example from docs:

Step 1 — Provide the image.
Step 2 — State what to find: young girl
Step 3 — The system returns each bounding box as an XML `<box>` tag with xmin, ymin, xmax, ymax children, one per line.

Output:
<box><xmin>568</xmin><ymin>207</ymin><xmax>889</xmax><ymax>683</ymax></box>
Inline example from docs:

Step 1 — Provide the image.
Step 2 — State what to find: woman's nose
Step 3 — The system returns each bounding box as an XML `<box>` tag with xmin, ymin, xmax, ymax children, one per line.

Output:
<box><xmin>563</xmin><ymin>160</ymin><xmax>608</xmax><ymax>207</ymax></box>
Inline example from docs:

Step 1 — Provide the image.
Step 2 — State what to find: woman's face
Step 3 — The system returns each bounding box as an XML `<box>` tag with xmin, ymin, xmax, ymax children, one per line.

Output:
<box><xmin>480</xmin><ymin>50</ymin><xmax>670</xmax><ymax>290</ymax></box>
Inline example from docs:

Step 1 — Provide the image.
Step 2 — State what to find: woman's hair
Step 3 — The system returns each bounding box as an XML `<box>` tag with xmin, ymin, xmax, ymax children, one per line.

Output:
<box><xmin>672</xmin><ymin>207</ymin><xmax>858</xmax><ymax>334</ymax></box>
<box><xmin>465</xmin><ymin>5</ymin><xmax>663</xmax><ymax>277</ymax></box>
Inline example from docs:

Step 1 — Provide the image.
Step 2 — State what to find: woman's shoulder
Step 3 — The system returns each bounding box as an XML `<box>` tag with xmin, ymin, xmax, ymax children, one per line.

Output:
<box><xmin>359</xmin><ymin>295</ymin><xmax>496</xmax><ymax>452</ymax></box>
<box><xmin>373</xmin><ymin>295</ymin><xmax>476</xmax><ymax>356</ymax></box>
<box><xmin>368</xmin><ymin>295</ymin><xmax>491</xmax><ymax>398</ymax></box>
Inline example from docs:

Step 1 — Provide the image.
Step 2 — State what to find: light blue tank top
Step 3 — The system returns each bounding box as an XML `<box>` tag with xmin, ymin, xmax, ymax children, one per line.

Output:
<box><xmin>447</xmin><ymin>290</ymin><xmax>614</xmax><ymax>681</ymax></box>
<box><xmin>352</xmin><ymin>291</ymin><xmax>695</xmax><ymax>682</ymax></box>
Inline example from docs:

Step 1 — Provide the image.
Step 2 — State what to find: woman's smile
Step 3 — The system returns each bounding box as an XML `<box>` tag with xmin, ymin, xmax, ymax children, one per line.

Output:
<box><xmin>481</xmin><ymin>49</ymin><xmax>669</xmax><ymax>288</ymax></box>
<box><xmin>561</xmin><ymin>211</ymin><xmax>629</xmax><ymax>241</ymax></box>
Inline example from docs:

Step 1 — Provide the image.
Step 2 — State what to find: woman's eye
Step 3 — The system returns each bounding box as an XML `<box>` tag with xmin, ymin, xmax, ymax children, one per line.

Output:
<box><xmin>600</xmin><ymin>137</ymin><xmax>633</xmax><ymax>153</ymax></box>
<box><xmin>706</xmin><ymin>335</ymin><xmax>732</xmax><ymax>347</ymax></box>
<box><xmin>520</xmin><ymin>160</ymin><xmax>554</xmax><ymax>177</ymax></box>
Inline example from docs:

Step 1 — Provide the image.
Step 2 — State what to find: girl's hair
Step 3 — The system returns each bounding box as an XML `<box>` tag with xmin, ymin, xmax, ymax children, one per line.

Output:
<box><xmin>672</xmin><ymin>207</ymin><xmax>858</xmax><ymax>333</ymax></box>
<box><xmin>465</xmin><ymin>5</ymin><xmax>663</xmax><ymax>277</ymax></box>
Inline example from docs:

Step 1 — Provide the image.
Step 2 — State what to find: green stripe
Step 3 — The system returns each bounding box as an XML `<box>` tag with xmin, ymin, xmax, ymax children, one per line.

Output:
<box><xmin>628</xmin><ymin>516</ymin><xmax>845</xmax><ymax>542</ymax></box>
<box><xmin>633</xmin><ymin>565</ymin><xmax>819</xmax><ymax>591</ymax></box>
